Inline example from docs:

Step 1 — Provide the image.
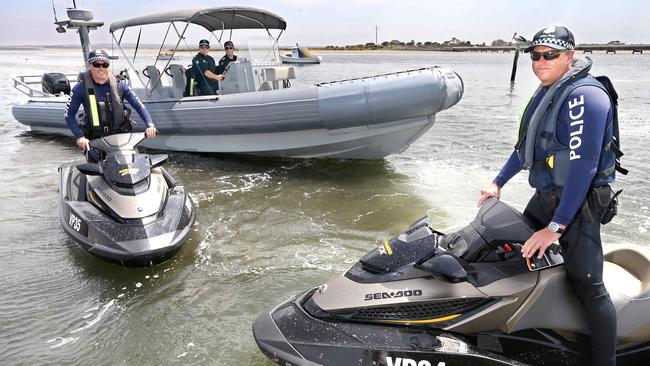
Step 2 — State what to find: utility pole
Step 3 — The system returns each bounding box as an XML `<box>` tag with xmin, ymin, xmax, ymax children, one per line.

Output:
<box><xmin>375</xmin><ymin>25</ymin><xmax>378</xmax><ymax>45</ymax></box>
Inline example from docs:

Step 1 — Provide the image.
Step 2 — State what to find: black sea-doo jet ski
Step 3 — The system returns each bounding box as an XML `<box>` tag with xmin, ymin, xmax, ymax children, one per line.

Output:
<box><xmin>59</xmin><ymin>133</ymin><xmax>196</xmax><ymax>266</ymax></box>
<box><xmin>253</xmin><ymin>198</ymin><xmax>650</xmax><ymax>365</ymax></box>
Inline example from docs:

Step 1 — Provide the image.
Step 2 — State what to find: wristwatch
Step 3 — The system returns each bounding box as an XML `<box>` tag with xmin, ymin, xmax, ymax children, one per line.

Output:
<box><xmin>547</xmin><ymin>221</ymin><xmax>565</xmax><ymax>235</ymax></box>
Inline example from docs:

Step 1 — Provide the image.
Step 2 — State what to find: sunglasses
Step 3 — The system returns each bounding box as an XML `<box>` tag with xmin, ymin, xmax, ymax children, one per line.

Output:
<box><xmin>224</xmin><ymin>46</ymin><xmax>234</xmax><ymax>50</ymax></box>
<box><xmin>92</xmin><ymin>62</ymin><xmax>109</xmax><ymax>68</ymax></box>
<box><xmin>530</xmin><ymin>50</ymin><xmax>566</xmax><ymax>61</ymax></box>
<box><xmin>200</xmin><ymin>45</ymin><xmax>209</xmax><ymax>49</ymax></box>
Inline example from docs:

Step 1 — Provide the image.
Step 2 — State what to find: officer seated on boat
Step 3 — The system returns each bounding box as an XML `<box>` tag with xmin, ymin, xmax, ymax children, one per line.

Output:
<box><xmin>217</xmin><ymin>40</ymin><xmax>238</xmax><ymax>77</ymax></box>
<box><xmin>191</xmin><ymin>40</ymin><xmax>238</xmax><ymax>95</ymax></box>
<box><xmin>64</xmin><ymin>49</ymin><xmax>157</xmax><ymax>162</ymax></box>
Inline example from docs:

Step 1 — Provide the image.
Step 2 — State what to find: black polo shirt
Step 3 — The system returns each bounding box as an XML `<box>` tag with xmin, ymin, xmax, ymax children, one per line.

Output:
<box><xmin>216</xmin><ymin>54</ymin><xmax>238</xmax><ymax>75</ymax></box>
<box><xmin>192</xmin><ymin>53</ymin><xmax>219</xmax><ymax>95</ymax></box>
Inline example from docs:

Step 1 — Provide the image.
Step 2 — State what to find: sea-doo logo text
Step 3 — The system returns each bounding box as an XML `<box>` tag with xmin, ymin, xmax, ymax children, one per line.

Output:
<box><xmin>69</xmin><ymin>212</ymin><xmax>81</xmax><ymax>232</ymax></box>
<box><xmin>378</xmin><ymin>241</ymin><xmax>393</xmax><ymax>255</ymax></box>
<box><xmin>119</xmin><ymin>167</ymin><xmax>139</xmax><ymax>176</ymax></box>
<box><xmin>387</xmin><ymin>357</ymin><xmax>445</xmax><ymax>366</ymax></box>
<box><xmin>568</xmin><ymin>94</ymin><xmax>585</xmax><ymax>160</ymax></box>
<box><xmin>364</xmin><ymin>289</ymin><xmax>422</xmax><ymax>301</ymax></box>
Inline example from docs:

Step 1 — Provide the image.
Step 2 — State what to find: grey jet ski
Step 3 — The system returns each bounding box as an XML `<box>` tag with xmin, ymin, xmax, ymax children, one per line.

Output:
<box><xmin>59</xmin><ymin>133</ymin><xmax>196</xmax><ymax>266</ymax></box>
<box><xmin>253</xmin><ymin>198</ymin><xmax>650</xmax><ymax>365</ymax></box>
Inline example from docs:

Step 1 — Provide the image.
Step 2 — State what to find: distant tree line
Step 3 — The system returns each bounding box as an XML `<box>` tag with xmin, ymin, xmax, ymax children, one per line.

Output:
<box><xmin>322</xmin><ymin>37</ymin><xmax>509</xmax><ymax>50</ymax></box>
<box><xmin>319</xmin><ymin>38</ymin><xmax>633</xmax><ymax>51</ymax></box>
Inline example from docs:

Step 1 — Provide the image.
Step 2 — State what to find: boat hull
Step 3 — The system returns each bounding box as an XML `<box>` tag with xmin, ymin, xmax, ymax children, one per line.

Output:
<box><xmin>12</xmin><ymin>67</ymin><xmax>463</xmax><ymax>159</ymax></box>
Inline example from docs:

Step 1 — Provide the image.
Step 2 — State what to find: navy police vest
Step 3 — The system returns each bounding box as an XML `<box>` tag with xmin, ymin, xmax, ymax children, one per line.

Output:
<box><xmin>516</xmin><ymin>73</ymin><xmax>619</xmax><ymax>191</ymax></box>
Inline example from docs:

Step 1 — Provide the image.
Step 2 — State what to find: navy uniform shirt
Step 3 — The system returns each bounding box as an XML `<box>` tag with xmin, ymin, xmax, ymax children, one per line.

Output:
<box><xmin>192</xmin><ymin>53</ymin><xmax>219</xmax><ymax>95</ymax></box>
<box><xmin>64</xmin><ymin>79</ymin><xmax>153</xmax><ymax>139</ymax></box>
<box><xmin>216</xmin><ymin>54</ymin><xmax>238</xmax><ymax>75</ymax></box>
<box><xmin>493</xmin><ymin>85</ymin><xmax>611</xmax><ymax>225</ymax></box>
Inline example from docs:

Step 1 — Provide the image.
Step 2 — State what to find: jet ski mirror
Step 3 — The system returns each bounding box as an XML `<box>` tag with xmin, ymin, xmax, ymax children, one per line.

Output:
<box><xmin>76</xmin><ymin>162</ymin><xmax>103</xmax><ymax>176</ymax></box>
<box><xmin>418</xmin><ymin>253</ymin><xmax>468</xmax><ymax>283</ymax></box>
<box><xmin>149</xmin><ymin>154</ymin><xmax>168</xmax><ymax>169</ymax></box>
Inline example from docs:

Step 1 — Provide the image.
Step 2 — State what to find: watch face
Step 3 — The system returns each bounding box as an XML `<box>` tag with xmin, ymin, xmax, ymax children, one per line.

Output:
<box><xmin>549</xmin><ymin>222</ymin><xmax>559</xmax><ymax>232</ymax></box>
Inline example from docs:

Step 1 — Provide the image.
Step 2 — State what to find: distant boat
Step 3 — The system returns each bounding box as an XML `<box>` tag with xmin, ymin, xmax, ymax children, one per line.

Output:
<box><xmin>280</xmin><ymin>44</ymin><xmax>322</xmax><ymax>64</ymax></box>
<box><xmin>157</xmin><ymin>49</ymin><xmax>181</xmax><ymax>61</ymax></box>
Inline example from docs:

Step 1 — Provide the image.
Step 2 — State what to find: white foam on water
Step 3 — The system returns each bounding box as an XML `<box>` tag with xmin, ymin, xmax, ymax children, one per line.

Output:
<box><xmin>46</xmin><ymin>336</ymin><xmax>79</xmax><ymax>348</ymax></box>
<box><xmin>69</xmin><ymin>299</ymin><xmax>115</xmax><ymax>335</ymax></box>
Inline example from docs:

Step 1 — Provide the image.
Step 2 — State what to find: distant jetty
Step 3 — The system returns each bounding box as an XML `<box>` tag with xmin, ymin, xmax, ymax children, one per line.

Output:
<box><xmin>441</xmin><ymin>44</ymin><xmax>648</xmax><ymax>54</ymax></box>
<box><xmin>313</xmin><ymin>43</ymin><xmax>649</xmax><ymax>54</ymax></box>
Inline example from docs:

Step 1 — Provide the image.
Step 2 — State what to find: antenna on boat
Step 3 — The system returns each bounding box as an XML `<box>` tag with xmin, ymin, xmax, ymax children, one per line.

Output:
<box><xmin>52</xmin><ymin>0</ymin><xmax>66</xmax><ymax>33</ymax></box>
<box><xmin>52</xmin><ymin>3</ymin><xmax>104</xmax><ymax>66</ymax></box>
<box><xmin>133</xmin><ymin>27</ymin><xmax>142</xmax><ymax>63</ymax></box>
<box><xmin>509</xmin><ymin>33</ymin><xmax>529</xmax><ymax>87</ymax></box>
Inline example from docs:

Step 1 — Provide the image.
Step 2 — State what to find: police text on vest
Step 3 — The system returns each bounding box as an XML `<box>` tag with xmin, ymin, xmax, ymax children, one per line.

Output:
<box><xmin>568</xmin><ymin>95</ymin><xmax>584</xmax><ymax>160</ymax></box>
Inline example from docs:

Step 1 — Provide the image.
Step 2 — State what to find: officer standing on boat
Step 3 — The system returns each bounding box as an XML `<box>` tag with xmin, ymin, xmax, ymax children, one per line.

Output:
<box><xmin>64</xmin><ymin>49</ymin><xmax>157</xmax><ymax>162</ymax></box>
<box><xmin>478</xmin><ymin>26</ymin><xmax>624</xmax><ymax>366</ymax></box>
<box><xmin>192</xmin><ymin>39</ymin><xmax>234</xmax><ymax>95</ymax></box>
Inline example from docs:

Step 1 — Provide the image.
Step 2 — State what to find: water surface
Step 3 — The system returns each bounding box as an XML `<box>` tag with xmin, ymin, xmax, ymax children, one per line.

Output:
<box><xmin>1</xmin><ymin>49</ymin><xmax>648</xmax><ymax>365</ymax></box>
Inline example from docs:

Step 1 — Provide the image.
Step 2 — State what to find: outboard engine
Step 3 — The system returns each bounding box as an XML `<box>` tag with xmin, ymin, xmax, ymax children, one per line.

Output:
<box><xmin>42</xmin><ymin>73</ymin><xmax>71</xmax><ymax>95</ymax></box>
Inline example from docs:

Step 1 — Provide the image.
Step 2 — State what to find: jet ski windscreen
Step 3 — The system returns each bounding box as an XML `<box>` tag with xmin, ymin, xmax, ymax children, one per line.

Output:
<box><xmin>359</xmin><ymin>217</ymin><xmax>440</xmax><ymax>273</ymax></box>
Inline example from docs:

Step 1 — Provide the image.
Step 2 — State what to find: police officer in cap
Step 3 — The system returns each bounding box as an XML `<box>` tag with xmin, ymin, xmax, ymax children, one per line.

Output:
<box><xmin>192</xmin><ymin>39</ymin><xmax>230</xmax><ymax>95</ymax></box>
<box><xmin>64</xmin><ymin>49</ymin><xmax>157</xmax><ymax>162</ymax></box>
<box><xmin>479</xmin><ymin>26</ymin><xmax>621</xmax><ymax>366</ymax></box>
<box><xmin>216</xmin><ymin>40</ymin><xmax>238</xmax><ymax>76</ymax></box>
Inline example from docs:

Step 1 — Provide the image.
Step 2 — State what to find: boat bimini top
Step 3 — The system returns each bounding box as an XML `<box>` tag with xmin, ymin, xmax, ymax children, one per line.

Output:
<box><xmin>109</xmin><ymin>7</ymin><xmax>287</xmax><ymax>33</ymax></box>
<box><xmin>108</xmin><ymin>7</ymin><xmax>288</xmax><ymax>97</ymax></box>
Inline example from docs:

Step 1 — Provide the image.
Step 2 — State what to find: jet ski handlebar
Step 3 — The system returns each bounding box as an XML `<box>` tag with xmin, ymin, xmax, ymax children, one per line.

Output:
<box><xmin>89</xmin><ymin>132</ymin><xmax>146</xmax><ymax>154</ymax></box>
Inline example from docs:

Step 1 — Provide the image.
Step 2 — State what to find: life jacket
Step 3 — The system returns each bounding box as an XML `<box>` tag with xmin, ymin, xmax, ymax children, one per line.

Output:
<box><xmin>183</xmin><ymin>65</ymin><xmax>198</xmax><ymax>97</ymax></box>
<box><xmin>81</xmin><ymin>71</ymin><xmax>133</xmax><ymax>138</ymax></box>
<box><xmin>515</xmin><ymin>57</ymin><xmax>626</xmax><ymax>191</ymax></box>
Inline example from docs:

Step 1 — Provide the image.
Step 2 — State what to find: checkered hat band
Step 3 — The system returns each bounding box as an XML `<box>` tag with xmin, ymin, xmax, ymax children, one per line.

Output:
<box><xmin>88</xmin><ymin>55</ymin><xmax>110</xmax><ymax>64</ymax></box>
<box><xmin>532</xmin><ymin>37</ymin><xmax>574</xmax><ymax>50</ymax></box>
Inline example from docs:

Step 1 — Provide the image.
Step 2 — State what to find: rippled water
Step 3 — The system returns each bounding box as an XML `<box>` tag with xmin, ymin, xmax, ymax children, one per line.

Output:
<box><xmin>1</xmin><ymin>49</ymin><xmax>648</xmax><ymax>365</ymax></box>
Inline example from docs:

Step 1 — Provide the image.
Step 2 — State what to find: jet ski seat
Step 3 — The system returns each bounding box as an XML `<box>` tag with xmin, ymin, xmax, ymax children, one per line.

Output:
<box><xmin>604</xmin><ymin>245</ymin><xmax>650</xmax><ymax>299</ymax></box>
<box><xmin>507</xmin><ymin>244</ymin><xmax>650</xmax><ymax>341</ymax></box>
<box><xmin>603</xmin><ymin>244</ymin><xmax>650</xmax><ymax>341</ymax></box>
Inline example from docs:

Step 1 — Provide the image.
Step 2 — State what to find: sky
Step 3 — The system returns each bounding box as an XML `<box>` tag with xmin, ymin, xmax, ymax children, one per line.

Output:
<box><xmin>1</xmin><ymin>0</ymin><xmax>649</xmax><ymax>47</ymax></box>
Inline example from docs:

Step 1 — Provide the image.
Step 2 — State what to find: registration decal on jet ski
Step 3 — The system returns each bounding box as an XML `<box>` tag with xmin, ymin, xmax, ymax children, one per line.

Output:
<box><xmin>68</xmin><ymin>211</ymin><xmax>88</xmax><ymax>236</ymax></box>
<box><xmin>386</xmin><ymin>357</ymin><xmax>445</xmax><ymax>366</ymax></box>
<box><xmin>364</xmin><ymin>289</ymin><xmax>422</xmax><ymax>301</ymax></box>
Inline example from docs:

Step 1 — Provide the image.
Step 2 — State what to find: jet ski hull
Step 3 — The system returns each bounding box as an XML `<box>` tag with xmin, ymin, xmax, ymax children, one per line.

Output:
<box><xmin>255</xmin><ymin>290</ymin><xmax>650</xmax><ymax>366</ymax></box>
<box><xmin>59</xmin><ymin>160</ymin><xmax>196</xmax><ymax>267</ymax></box>
<box><xmin>255</xmin><ymin>291</ymin><xmax>530</xmax><ymax>366</ymax></box>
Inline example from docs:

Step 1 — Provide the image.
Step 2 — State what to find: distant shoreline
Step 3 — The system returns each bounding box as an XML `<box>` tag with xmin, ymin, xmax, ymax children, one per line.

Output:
<box><xmin>1</xmin><ymin>44</ymin><xmax>647</xmax><ymax>54</ymax></box>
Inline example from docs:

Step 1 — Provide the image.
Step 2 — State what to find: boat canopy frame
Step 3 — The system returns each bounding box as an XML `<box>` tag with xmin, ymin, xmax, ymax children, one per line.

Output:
<box><xmin>109</xmin><ymin>7</ymin><xmax>287</xmax><ymax>96</ymax></box>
